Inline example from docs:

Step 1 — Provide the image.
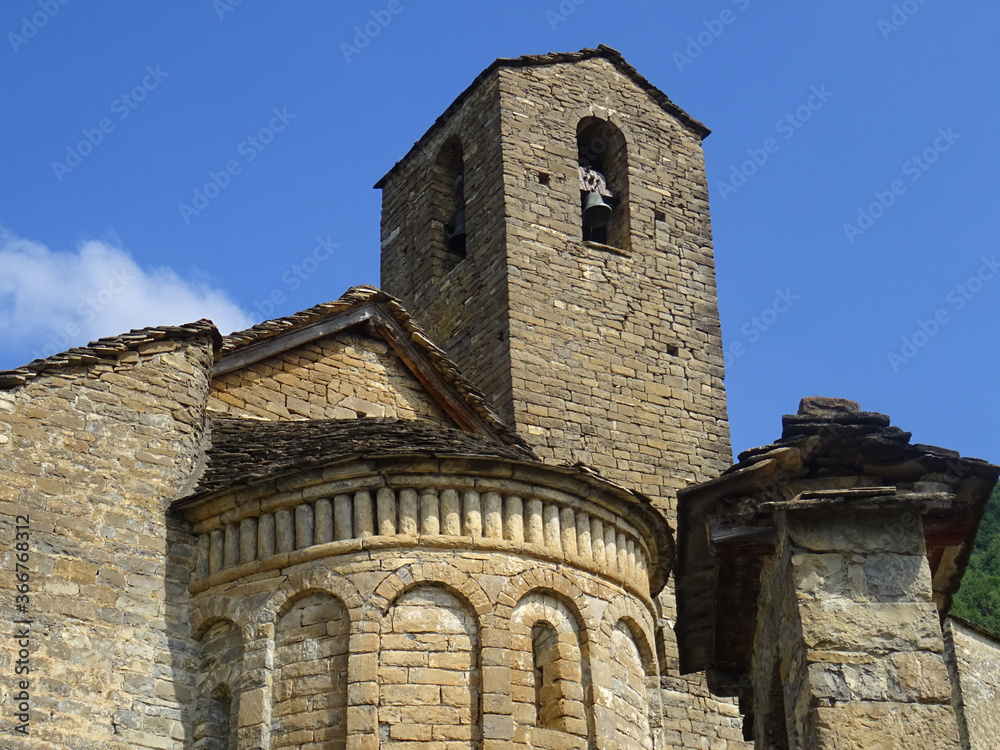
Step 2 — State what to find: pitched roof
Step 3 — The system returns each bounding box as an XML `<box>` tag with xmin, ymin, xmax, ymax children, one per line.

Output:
<box><xmin>374</xmin><ymin>45</ymin><xmax>710</xmax><ymax>189</ymax></box>
<box><xmin>181</xmin><ymin>416</ymin><xmax>535</xmax><ymax>501</ymax></box>
<box><xmin>0</xmin><ymin>284</ymin><xmax>525</xmax><ymax>454</ymax></box>
<box><xmin>214</xmin><ymin>285</ymin><xmax>531</xmax><ymax>453</ymax></box>
<box><xmin>0</xmin><ymin>320</ymin><xmax>222</xmax><ymax>390</ymax></box>
<box><xmin>673</xmin><ymin>397</ymin><xmax>1000</xmax><ymax>685</ymax></box>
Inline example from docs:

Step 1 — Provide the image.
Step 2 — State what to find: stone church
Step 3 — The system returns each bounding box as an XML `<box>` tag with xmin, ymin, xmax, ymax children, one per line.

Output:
<box><xmin>1</xmin><ymin>46</ymin><xmax>998</xmax><ymax>750</ymax></box>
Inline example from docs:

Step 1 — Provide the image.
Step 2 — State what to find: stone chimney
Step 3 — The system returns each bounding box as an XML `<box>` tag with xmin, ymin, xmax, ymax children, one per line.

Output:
<box><xmin>673</xmin><ymin>397</ymin><xmax>999</xmax><ymax>748</ymax></box>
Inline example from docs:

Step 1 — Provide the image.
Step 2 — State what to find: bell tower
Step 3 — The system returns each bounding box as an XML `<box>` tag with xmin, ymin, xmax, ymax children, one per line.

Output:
<box><xmin>377</xmin><ymin>46</ymin><xmax>731</xmax><ymax>516</ymax></box>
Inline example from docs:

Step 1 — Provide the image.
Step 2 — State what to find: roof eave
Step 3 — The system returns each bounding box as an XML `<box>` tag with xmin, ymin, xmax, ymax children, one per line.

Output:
<box><xmin>0</xmin><ymin>321</ymin><xmax>222</xmax><ymax>390</ymax></box>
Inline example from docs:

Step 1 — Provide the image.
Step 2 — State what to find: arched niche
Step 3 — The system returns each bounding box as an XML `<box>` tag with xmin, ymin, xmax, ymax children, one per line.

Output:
<box><xmin>610</xmin><ymin>620</ymin><xmax>654</xmax><ymax>750</ymax></box>
<box><xmin>511</xmin><ymin>591</ymin><xmax>592</xmax><ymax>749</ymax></box>
<box><xmin>271</xmin><ymin>591</ymin><xmax>350</xmax><ymax>749</ymax></box>
<box><xmin>432</xmin><ymin>135</ymin><xmax>467</xmax><ymax>271</ymax></box>
<box><xmin>377</xmin><ymin>584</ymin><xmax>481</xmax><ymax>750</ymax></box>
<box><xmin>194</xmin><ymin>618</ymin><xmax>243</xmax><ymax>750</ymax></box>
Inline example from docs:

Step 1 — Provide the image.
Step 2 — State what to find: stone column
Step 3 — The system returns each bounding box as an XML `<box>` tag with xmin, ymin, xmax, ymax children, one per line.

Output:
<box><xmin>754</xmin><ymin>495</ymin><xmax>961</xmax><ymax>749</ymax></box>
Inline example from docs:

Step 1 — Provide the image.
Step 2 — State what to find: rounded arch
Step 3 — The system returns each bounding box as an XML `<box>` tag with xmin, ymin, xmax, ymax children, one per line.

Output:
<box><xmin>599</xmin><ymin>594</ymin><xmax>658</xmax><ymax>677</ymax></box>
<box><xmin>260</xmin><ymin>568</ymin><xmax>363</xmax><ymax>627</ymax></box>
<box><xmin>191</xmin><ymin>595</ymin><xmax>254</xmax><ymax>643</ymax></box>
<box><xmin>198</xmin><ymin>675</ymin><xmax>232</xmax><ymax>703</ymax></box>
<box><xmin>497</xmin><ymin>568</ymin><xmax>597</xmax><ymax>639</ymax></box>
<box><xmin>576</xmin><ymin>116</ymin><xmax>630</xmax><ymax>165</ymax></box>
<box><xmin>576</xmin><ymin>114</ymin><xmax>632</xmax><ymax>249</ymax></box>
<box><xmin>565</xmin><ymin>106</ymin><xmax>638</xmax><ymax>151</ymax></box>
<box><xmin>435</xmin><ymin>132</ymin><xmax>466</xmax><ymax>164</ymax></box>
<box><xmin>366</xmin><ymin>560</ymin><xmax>492</xmax><ymax>621</ymax></box>
<box><xmin>510</xmin><ymin>589</ymin><xmax>584</xmax><ymax>637</ymax></box>
<box><xmin>434</xmin><ymin>133</ymin><xmax>466</xmax><ymax>177</ymax></box>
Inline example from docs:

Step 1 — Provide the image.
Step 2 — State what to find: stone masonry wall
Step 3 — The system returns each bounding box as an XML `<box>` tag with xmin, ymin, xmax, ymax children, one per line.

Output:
<box><xmin>210</xmin><ymin>331</ymin><xmax>453</xmax><ymax>425</ymax></box>
<box><xmin>753</xmin><ymin>506</ymin><xmax>961</xmax><ymax>749</ymax></box>
<box><xmin>498</xmin><ymin>57</ymin><xmax>730</xmax><ymax>511</ymax></box>
<box><xmin>945</xmin><ymin>617</ymin><xmax>1000</xmax><ymax>750</ymax></box>
<box><xmin>381</xmin><ymin>56</ymin><xmax>743</xmax><ymax>750</ymax></box>
<box><xmin>379</xmin><ymin>69</ymin><xmax>515</xmax><ymax>423</ymax></box>
<box><xmin>191</xmin><ymin>548</ymin><xmax>660</xmax><ymax>750</ymax></box>
<box><xmin>180</xmin><ymin>456</ymin><xmax>668</xmax><ymax>750</ymax></box>
<box><xmin>0</xmin><ymin>336</ymin><xmax>216</xmax><ymax>750</ymax></box>
<box><xmin>498</xmin><ymin>58</ymin><xmax>741</xmax><ymax>750</ymax></box>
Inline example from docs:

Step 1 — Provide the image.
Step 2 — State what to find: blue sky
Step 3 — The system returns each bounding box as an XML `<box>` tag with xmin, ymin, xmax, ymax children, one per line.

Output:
<box><xmin>1</xmin><ymin>1</ymin><xmax>997</xmax><ymax>464</ymax></box>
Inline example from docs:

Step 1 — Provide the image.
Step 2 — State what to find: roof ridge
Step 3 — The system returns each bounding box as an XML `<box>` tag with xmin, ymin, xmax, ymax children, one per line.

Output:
<box><xmin>374</xmin><ymin>45</ymin><xmax>709</xmax><ymax>189</ymax></box>
<box><xmin>219</xmin><ymin>285</ymin><xmax>384</xmax><ymax>353</ymax></box>
<box><xmin>216</xmin><ymin>286</ymin><xmax>532</xmax><ymax>453</ymax></box>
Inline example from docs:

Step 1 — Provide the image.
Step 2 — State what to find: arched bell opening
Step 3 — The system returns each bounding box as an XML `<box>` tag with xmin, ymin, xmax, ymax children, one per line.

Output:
<box><xmin>577</xmin><ymin>118</ymin><xmax>630</xmax><ymax>249</ymax></box>
<box><xmin>432</xmin><ymin>135</ymin><xmax>467</xmax><ymax>270</ymax></box>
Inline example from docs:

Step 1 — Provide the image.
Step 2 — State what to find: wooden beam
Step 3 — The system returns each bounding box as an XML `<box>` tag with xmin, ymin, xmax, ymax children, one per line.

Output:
<box><xmin>708</xmin><ymin>517</ymin><xmax>776</xmax><ymax>558</ymax></box>
<box><xmin>369</xmin><ymin>309</ymin><xmax>499</xmax><ymax>441</ymax></box>
<box><xmin>213</xmin><ymin>306</ymin><xmax>373</xmax><ymax>376</ymax></box>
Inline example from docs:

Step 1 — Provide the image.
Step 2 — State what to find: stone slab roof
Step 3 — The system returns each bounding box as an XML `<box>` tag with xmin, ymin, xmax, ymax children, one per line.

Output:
<box><xmin>218</xmin><ymin>285</ymin><xmax>380</xmax><ymax>354</ymax></box>
<box><xmin>0</xmin><ymin>320</ymin><xmax>222</xmax><ymax>390</ymax></box>
<box><xmin>0</xmin><ymin>285</ymin><xmax>527</xmax><ymax>456</ymax></box>
<box><xmin>214</xmin><ymin>285</ymin><xmax>530</xmax><ymax>452</ymax></box>
<box><xmin>176</xmin><ymin>415</ymin><xmax>675</xmax><ymax>594</ymax></box>
<box><xmin>674</xmin><ymin>396</ymin><xmax>1000</xmax><ymax>685</ymax></box>
<box><xmin>185</xmin><ymin>416</ymin><xmax>534</xmax><ymax>501</ymax></box>
<box><xmin>375</xmin><ymin>44</ymin><xmax>710</xmax><ymax>189</ymax></box>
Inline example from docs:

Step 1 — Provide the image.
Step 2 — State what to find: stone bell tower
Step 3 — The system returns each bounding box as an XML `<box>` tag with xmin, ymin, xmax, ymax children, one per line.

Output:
<box><xmin>378</xmin><ymin>46</ymin><xmax>745</xmax><ymax>748</ymax></box>
<box><xmin>377</xmin><ymin>46</ymin><xmax>730</xmax><ymax>516</ymax></box>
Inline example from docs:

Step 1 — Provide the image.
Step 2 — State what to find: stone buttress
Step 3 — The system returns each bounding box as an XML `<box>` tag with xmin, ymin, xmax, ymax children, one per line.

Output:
<box><xmin>675</xmin><ymin>397</ymin><xmax>1000</xmax><ymax>749</ymax></box>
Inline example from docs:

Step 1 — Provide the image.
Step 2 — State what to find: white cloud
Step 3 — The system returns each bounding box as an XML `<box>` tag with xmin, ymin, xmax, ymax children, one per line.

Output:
<box><xmin>0</xmin><ymin>230</ymin><xmax>253</xmax><ymax>362</ymax></box>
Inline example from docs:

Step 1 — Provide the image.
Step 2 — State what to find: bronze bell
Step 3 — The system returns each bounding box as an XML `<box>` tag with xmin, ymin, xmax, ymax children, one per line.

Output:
<box><xmin>446</xmin><ymin>210</ymin><xmax>467</xmax><ymax>253</ymax></box>
<box><xmin>582</xmin><ymin>191</ymin><xmax>612</xmax><ymax>227</ymax></box>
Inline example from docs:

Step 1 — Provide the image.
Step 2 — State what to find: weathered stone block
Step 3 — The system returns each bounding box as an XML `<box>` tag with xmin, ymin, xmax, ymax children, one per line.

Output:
<box><xmin>813</xmin><ymin>702</ymin><xmax>961</xmax><ymax>749</ymax></box>
<box><xmin>799</xmin><ymin>600</ymin><xmax>944</xmax><ymax>654</ymax></box>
